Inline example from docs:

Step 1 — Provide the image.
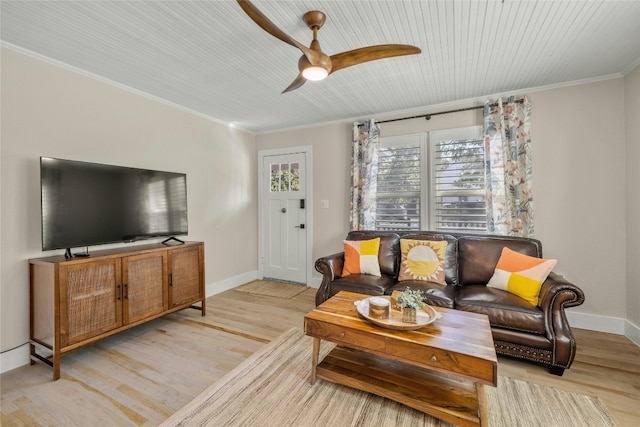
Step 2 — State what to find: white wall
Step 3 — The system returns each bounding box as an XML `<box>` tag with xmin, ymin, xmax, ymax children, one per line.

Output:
<box><xmin>625</xmin><ymin>65</ymin><xmax>640</xmax><ymax>342</ymax></box>
<box><xmin>532</xmin><ymin>79</ymin><xmax>627</xmax><ymax>322</ymax></box>
<box><xmin>0</xmin><ymin>48</ymin><xmax>258</xmax><ymax>364</ymax></box>
<box><xmin>257</xmin><ymin>77</ymin><xmax>632</xmax><ymax>333</ymax></box>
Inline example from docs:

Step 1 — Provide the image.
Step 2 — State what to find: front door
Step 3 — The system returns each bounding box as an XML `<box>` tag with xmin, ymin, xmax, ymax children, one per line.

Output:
<box><xmin>262</xmin><ymin>153</ymin><xmax>307</xmax><ymax>283</ymax></box>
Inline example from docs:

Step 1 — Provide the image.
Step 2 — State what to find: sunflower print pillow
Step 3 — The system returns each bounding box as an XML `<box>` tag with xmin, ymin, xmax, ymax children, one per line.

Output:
<box><xmin>398</xmin><ymin>239</ymin><xmax>447</xmax><ymax>285</ymax></box>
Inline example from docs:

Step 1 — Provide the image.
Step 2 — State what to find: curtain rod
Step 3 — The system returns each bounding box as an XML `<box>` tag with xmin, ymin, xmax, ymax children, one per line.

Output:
<box><xmin>358</xmin><ymin>98</ymin><xmax>525</xmax><ymax>126</ymax></box>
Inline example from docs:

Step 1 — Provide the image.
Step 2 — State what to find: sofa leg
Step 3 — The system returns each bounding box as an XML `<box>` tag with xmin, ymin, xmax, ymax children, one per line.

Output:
<box><xmin>548</xmin><ymin>366</ymin><xmax>565</xmax><ymax>376</ymax></box>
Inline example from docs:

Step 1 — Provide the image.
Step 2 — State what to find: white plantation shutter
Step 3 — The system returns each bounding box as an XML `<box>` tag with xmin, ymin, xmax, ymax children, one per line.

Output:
<box><xmin>376</xmin><ymin>134</ymin><xmax>424</xmax><ymax>230</ymax></box>
<box><xmin>376</xmin><ymin>146</ymin><xmax>421</xmax><ymax>230</ymax></box>
<box><xmin>432</xmin><ymin>138</ymin><xmax>487</xmax><ymax>232</ymax></box>
<box><xmin>430</xmin><ymin>127</ymin><xmax>487</xmax><ymax>233</ymax></box>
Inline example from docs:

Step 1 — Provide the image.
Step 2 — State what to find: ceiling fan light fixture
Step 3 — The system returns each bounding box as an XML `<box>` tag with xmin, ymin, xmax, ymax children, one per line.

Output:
<box><xmin>302</xmin><ymin>66</ymin><xmax>328</xmax><ymax>81</ymax></box>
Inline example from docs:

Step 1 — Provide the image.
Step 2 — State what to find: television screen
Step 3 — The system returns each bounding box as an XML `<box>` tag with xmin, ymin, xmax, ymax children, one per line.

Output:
<box><xmin>40</xmin><ymin>157</ymin><xmax>188</xmax><ymax>251</ymax></box>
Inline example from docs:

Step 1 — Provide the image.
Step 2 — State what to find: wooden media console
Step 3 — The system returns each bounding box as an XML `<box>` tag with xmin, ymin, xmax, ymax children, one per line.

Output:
<box><xmin>29</xmin><ymin>241</ymin><xmax>205</xmax><ymax>380</ymax></box>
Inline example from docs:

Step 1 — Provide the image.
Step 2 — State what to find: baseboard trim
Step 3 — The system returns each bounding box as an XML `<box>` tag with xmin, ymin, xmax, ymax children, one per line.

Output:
<box><xmin>625</xmin><ymin>319</ymin><xmax>640</xmax><ymax>347</ymax></box>
<box><xmin>566</xmin><ymin>311</ymin><xmax>626</xmax><ymax>334</ymax></box>
<box><xmin>566</xmin><ymin>311</ymin><xmax>640</xmax><ymax>347</ymax></box>
<box><xmin>307</xmin><ymin>277</ymin><xmax>321</xmax><ymax>289</ymax></box>
<box><xmin>205</xmin><ymin>271</ymin><xmax>259</xmax><ymax>297</ymax></box>
<box><xmin>0</xmin><ymin>344</ymin><xmax>30</xmax><ymax>375</ymax></box>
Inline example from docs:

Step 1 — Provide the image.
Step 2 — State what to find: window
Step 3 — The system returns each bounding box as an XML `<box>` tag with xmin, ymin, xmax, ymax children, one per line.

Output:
<box><xmin>270</xmin><ymin>162</ymin><xmax>300</xmax><ymax>192</ymax></box>
<box><xmin>376</xmin><ymin>126</ymin><xmax>487</xmax><ymax>233</ymax></box>
<box><xmin>430</xmin><ymin>128</ymin><xmax>487</xmax><ymax>233</ymax></box>
<box><xmin>375</xmin><ymin>135</ymin><xmax>424</xmax><ymax>231</ymax></box>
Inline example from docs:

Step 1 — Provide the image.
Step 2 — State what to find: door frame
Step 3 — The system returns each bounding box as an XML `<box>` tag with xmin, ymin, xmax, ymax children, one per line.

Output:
<box><xmin>258</xmin><ymin>145</ymin><xmax>313</xmax><ymax>285</ymax></box>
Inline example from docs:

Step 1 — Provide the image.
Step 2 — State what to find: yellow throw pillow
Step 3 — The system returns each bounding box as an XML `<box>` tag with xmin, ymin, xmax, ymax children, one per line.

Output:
<box><xmin>398</xmin><ymin>239</ymin><xmax>447</xmax><ymax>285</ymax></box>
<box><xmin>342</xmin><ymin>238</ymin><xmax>381</xmax><ymax>277</ymax></box>
<box><xmin>487</xmin><ymin>247</ymin><xmax>557</xmax><ymax>306</ymax></box>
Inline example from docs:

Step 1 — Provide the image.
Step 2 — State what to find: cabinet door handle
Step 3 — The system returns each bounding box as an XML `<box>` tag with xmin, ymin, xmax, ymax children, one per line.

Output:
<box><xmin>124</xmin><ymin>283</ymin><xmax>128</xmax><ymax>299</ymax></box>
<box><xmin>117</xmin><ymin>284</ymin><xmax>121</xmax><ymax>300</ymax></box>
<box><xmin>169</xmin><ymin>273</ymin><xmax>173</xmax><ymax>287</ymax></box>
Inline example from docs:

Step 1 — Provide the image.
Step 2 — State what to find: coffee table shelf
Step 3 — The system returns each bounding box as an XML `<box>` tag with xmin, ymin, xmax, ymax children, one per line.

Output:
<box><xmin>317</xmin><ymin>346</ymin><xmax>483</xmax><ymax>427</ymax></box>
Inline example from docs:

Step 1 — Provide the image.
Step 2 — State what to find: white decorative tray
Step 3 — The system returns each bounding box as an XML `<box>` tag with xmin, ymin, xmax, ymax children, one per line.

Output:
<box><xmin>354</xmin><ymin>296</ymin><xmax>442</xmax><ymax>331</ymax></box>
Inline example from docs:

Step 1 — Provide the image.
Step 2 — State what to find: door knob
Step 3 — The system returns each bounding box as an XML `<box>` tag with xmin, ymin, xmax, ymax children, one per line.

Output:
<box><xmin>281</xmin><ymin>208</ymin><xmax>287</xmax><ymax>213</ymax></box>
<box><xmin>294</xmin><ymin>224</ymin><xmax>305</xmax><ymax>229</ymax></box>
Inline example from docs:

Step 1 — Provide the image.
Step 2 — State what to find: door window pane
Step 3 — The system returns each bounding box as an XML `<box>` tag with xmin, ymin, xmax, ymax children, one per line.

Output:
<box><xmin>290</xmin><ymin>163</ymin><xmax>300</xmax><ymax>191</ymax></box>
<box><xmin>270</xmin><ymin>164</ymin><xmax>280</xmax><ymax>192</ymax></box>
<box><xmin>280</xmin><ymin>163</ymin><xmax>290</xmax><ymax>191</ymax></box>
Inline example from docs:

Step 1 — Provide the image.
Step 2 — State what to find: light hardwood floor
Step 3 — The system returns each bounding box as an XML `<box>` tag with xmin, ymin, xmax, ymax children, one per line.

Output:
<box><xmin>2</xmin><ymin>281</ymin><xmax>639</xmax><ymax>426</ymax></box>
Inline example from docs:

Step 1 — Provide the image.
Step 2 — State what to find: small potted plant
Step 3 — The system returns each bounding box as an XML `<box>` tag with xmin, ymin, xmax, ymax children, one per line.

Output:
<box><xmin>395</xmin><ymin>287</ymin><xmax>425</xmax><ymax>323</ymax></box>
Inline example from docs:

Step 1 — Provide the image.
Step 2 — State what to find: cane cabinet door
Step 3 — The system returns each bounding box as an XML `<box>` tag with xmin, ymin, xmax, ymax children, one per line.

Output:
<box><xmin>168</xmin><ymin>244</ymin><xmax>203</xmax><ymax>308</ymax></box>
<box><xmin>59</xmin><ymin>258</ymin><xmax>122</xmax><ymax>347</ymax></box>
<box><xmin>122</xmin><ymin>251</ymin><xmax>168</xmax><ymax>324</ymax></box>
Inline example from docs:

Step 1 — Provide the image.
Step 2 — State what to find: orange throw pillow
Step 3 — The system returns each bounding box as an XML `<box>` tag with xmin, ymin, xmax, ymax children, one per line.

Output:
<box><xmin>342</xmin><ymin>238</ymin><xmax>381</xmax><ymax>277</ymax></box>
<box><xmin>487</xmin><ymin>247</ymin><xmax>557</xmax><ymax>306</ymax></box>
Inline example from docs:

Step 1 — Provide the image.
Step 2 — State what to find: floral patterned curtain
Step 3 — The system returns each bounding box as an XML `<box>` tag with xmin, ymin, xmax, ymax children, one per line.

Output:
<box><xmin>483</xmin><ymin>96</ymin><xmax>533</xmax><ymax>237</ymax></box>
<box><xmin>350</xmin><ymin>119</ymin><xmax>380</xmax><ymax>230</ymax></box>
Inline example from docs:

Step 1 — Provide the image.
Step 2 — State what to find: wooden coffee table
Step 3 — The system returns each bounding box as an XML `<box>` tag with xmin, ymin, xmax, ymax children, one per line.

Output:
<box><xmin>304</xmin><ymin>291</ymin><xmax>497</xmax><ymax>427</ymax></box>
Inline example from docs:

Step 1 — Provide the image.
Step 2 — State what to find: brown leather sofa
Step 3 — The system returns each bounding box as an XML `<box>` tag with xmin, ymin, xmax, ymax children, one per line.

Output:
<box><xmin>315</xmin><ymin>230</ymin><xmax>585</xmax><ymax>376</ymax></box>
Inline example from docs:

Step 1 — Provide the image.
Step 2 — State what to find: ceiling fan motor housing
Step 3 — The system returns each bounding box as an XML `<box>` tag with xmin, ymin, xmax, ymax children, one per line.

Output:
<box><xmin>299</xmin><ymin>41</ymin><xmax>332</xmax><ymax>76</ymax></box>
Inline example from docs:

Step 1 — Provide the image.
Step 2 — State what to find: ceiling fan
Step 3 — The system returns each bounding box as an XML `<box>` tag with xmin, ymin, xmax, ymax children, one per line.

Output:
<box><xmin>237</xmin><ymin>0</ymin><xmax>422</xmax><ymax>93</ymax></box>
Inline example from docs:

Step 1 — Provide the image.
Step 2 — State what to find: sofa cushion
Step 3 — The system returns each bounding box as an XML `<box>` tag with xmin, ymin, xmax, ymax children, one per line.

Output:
<box><xmin>329</xmin><ymin>275</ymin><xmax>397</xmax><ymax>298</ymax></box>
<box><xmin>455</xmin><ymin>285</ymin><xmax>546</xmax><ymax>334</ymax></box>
<box><xmin>487</xmin><ymin>247</ymin><xmax>557</xmax><ymax>306</ymax></box>
<box><xmin>343</xmin><ymin>238</ymin><xmax>381</xmax><ymax>277</ymax></box>
<box><xmin>346</xmin><ymin>232</ymin><xmax>400</xmax><ymax>277</ymax></box>
<box><xmin>398</xmin><ymin>239</ymin><xmax>447</xmax><ymax>284</ymax></box>
<box><xmin>401</xmin><ymin>233</ymin><xmax>458</xmax><ymax>285</ymax></box>
<box><xmin>386</xmin><ymin>281</ymin><xmax>456</xmax><ymax>308</ymax></box>
<box><xmin>457</xmin><ymin>236</ymin><xmax>542</xmax><ymax>286</ymax></box>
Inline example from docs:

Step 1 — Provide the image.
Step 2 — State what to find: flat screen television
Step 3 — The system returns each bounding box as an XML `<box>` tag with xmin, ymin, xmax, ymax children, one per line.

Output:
<box><xmin>40</xmin><ymin>157</ymin><xmax>188</xmax><ymax>256</ymax></box>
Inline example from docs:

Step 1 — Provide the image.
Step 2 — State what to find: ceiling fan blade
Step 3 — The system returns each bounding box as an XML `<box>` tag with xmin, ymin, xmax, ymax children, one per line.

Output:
<box><xmin>330</xmin><ymin>44</ymin><xmax>421</xmax><ymax>74</ymax></box>
<box><xmin>237</xmin><ymin>0</ymin><xmax>320</xmax><ymax>64</ymax></box>
<box><xmin>282</xmin><ymin>74</ymin><xmax>307</xmax><ymax>93</ymax></box>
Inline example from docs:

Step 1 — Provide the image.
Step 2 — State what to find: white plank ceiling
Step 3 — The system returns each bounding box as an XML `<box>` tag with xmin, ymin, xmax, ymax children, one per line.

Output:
<box><xmin>2</xmin><ymin>1</ymin><xmax>639</xmax><ymax>133</ymax></box>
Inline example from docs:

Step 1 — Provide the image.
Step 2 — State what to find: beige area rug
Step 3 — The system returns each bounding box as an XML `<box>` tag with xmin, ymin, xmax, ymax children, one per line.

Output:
<box><xmin>234</xmin><ymin>279</ymin><xmax>307</xmax><ymax>298</ymax></box>
<box><xmin>161</xmin><ymin>328</ymin><xmax>618</xmax><ymax>427</ymax></box>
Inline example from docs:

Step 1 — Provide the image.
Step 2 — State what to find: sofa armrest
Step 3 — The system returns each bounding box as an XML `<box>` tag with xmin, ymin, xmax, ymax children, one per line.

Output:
<box><xmin>314</xmin><ymin>252</ymin><xmax>345</xmax><ymax>306</ymax></box>
<box><xmin>538</xmin><ymin>271</ymin><xmax>586</xmax><ymax>367</ymax></box>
